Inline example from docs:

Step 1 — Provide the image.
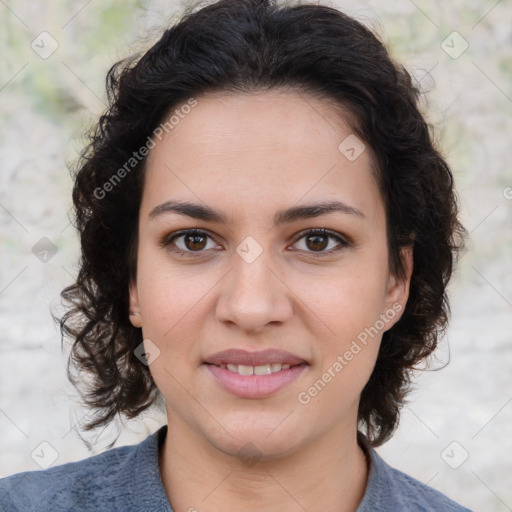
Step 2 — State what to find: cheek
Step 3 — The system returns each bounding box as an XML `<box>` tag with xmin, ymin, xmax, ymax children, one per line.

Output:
<box><xmin>136</xmin><ymin>243</ymin><xmax>213</xmax><ymax>329</ymax></box>
<box><xmin>135</xmin><ymin>255</ymin><xmax>229</xmax><ymax>389</ymax></box>
<box><xmin>296</xmin><ymin>269</ymin><xmax>386</xmax><ymax>409</ymax></box>
<box><xmin>139</xmin><ymin>278</ymin><xmax>208</xmax><ymax>350</ymax></box>
<box><xmin>294</xmin><ymin>257</ymin><xmax>389</xmax><ymax>332</ymax></box>
<box><xmin>290</xmin><ymin>254</ymin><xmax>389</xmax><ymax>386</ymax></box>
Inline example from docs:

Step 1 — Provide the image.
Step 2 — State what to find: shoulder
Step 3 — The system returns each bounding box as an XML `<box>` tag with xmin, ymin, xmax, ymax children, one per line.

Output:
<box><xmin>0</xmin><ymin>426</ymin><xmax>171</xmax><ymax>512</ymax></box>
<box><xmin>358</xmin><ymin>447</ymin><xmax>473</xmax><ymax>512</ymax></box>
<box><xmin>0</xmin><ymin>441</ymin><xmax>137</xmax><ymax>512</ymax></box>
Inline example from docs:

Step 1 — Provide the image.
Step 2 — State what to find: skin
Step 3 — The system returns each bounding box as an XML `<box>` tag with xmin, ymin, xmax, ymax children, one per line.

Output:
<box><xmin>129</xmin><ymin>90</ymin><xmax>413</xmax><ymax>512</ymax></box>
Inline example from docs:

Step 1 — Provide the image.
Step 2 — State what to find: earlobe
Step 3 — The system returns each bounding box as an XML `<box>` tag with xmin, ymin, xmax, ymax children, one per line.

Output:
<box><xmin>128</xmin><ymin>279</ymin><xmax>142</xmax><ymax>328</ymax></box>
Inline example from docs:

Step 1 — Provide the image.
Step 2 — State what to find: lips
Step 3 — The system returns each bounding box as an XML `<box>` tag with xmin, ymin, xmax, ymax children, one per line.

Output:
<box><xmin>203</xmin><ymin>348</ymin><xmax>308</xmax><ymax>398</ymax></box>
<box><xmin>203</xmin><ymin>348</ymin><xmax>306</xmax><ymax>367</ymax></box>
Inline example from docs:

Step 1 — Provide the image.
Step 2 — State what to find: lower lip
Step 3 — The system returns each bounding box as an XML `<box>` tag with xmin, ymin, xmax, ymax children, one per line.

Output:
<box><xmin>205</xmin><ymin>364</ymin><xmax>307</xmax><ymax>399</ymax></box>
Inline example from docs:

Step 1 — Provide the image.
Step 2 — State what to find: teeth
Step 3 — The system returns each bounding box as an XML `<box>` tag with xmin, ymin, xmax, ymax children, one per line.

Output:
<box><xmin>223</xmin><ymin>363</ymin><xmax>293</xmax><ymax>375</ymax></box>
<box><xmin>238</xmin><ymin>364</ymin><xmax>254</xmax><ymax>376</ymax></box>
<box><xmin>254</xmin><ymin>364</ymin><xmax>272</xmax><ymax>375</ymax></box>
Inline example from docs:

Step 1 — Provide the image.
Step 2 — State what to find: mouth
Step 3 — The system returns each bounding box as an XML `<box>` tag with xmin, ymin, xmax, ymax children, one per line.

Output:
<box><xmin>203</xmin><ymin>347</ymin><xmax>307</xmax><ymax>370</ymax></box>
<box><xmin>203</xmin><ymin>348</ymin><xmax>308</xmax><ymax>398</ymax></box>
<box><xmin>211</xmin><ymin>362</ymin><xmax>306</xmax><ymax>375</ymax></box>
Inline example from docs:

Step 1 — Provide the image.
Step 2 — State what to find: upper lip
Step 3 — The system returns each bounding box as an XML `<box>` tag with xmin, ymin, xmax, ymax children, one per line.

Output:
<box><xmin>204</xmin><ymin>348</ymin><xmax>306</xmax><ymax>367</ymax></box>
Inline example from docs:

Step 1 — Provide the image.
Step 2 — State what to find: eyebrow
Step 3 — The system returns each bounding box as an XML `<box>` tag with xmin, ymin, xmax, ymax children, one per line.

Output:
<box><xmin>148</xmin><ymin>199</ymin><xmax>364</xmax><ymax>225</ymax></box>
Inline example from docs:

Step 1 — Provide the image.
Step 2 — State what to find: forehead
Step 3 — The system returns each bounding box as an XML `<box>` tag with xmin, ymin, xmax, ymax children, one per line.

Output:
<box><xmin>141</xmin><ymin>90</ymin><xmax>383</xmax><ymax>224</ymax></box>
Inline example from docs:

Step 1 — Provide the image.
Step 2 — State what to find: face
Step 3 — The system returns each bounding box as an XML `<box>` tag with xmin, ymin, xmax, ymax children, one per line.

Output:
<box><xmin>129</xmin><ymin>90</ymin><xmax>411</xmax><ymax>460</ymax></box>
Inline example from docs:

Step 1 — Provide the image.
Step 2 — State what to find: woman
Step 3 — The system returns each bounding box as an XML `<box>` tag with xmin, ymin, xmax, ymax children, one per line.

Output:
<box><xmin>0</xmin><ymin>0</ymin><xmax>470</xmax><ymax>510</ymax></box>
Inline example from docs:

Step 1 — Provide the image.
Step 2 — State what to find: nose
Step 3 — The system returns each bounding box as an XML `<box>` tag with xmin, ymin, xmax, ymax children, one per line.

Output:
<box><xmin>215</xmin><ymin>251</ymin><xmax>294</xmax><ymax>334</ymax></box>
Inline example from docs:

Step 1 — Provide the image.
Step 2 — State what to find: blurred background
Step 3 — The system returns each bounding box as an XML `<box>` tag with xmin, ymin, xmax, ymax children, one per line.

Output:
<box><xmin>0</xmin><ymin>1</ymin><xmax>511</xmax><ymax>510</ymax></box>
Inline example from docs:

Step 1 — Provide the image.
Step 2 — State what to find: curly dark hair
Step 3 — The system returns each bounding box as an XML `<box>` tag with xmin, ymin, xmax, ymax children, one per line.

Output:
<box><xmin>59</xmin><ymin>0</ymin><xmax>466</xmax><ymax>446</ymax></box>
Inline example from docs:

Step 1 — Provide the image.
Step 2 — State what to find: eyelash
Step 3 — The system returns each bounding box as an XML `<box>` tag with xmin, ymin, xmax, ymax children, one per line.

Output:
<box><xmin>159</xmin><ymin>228</ymin><xmax>350</xmax><ymax>258</ymax></box>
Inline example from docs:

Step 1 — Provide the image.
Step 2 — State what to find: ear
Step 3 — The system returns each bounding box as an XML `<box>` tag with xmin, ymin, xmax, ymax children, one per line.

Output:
<box><xmin>383</xmin><ymin>245</ymin><xmax>413</xmax><ymax>328</ymax></box>
<box><xmin>128</xmin><ymin>278</ymin><xmax>142</xmax><ymax>328</ymax></box>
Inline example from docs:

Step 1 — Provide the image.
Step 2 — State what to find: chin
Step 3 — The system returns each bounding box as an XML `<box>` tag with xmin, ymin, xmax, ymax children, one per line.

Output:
<box><xmin>214</xmin><ymin>436</ymin><xmax>300</xmax><ymax>465</ymax></box>
<box><xmin>203</xmin><ymin>417</ymin><xmax>305</xmax><ymax>462</ymax></box>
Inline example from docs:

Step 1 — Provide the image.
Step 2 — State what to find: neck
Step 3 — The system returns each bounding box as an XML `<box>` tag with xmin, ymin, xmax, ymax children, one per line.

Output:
<box><xmin>159</xmin><ymin>417</ymin><xmax>369</xmax><ymax>512</ymax></box>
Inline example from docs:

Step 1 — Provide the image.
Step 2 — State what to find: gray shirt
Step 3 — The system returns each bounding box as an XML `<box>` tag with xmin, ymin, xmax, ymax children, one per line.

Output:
<box><xmin>0</xmin><ymin>425</ymin><xmax>472</xmax><ymax>511</ymax></box>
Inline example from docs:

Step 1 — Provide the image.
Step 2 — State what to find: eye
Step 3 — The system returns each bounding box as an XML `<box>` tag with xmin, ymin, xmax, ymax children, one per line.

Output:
<box><xmin>291</xmin><ymin>229</ymin><xmax>350</xmax><ymax>257</ymax></box>
<box><xmin>160</xmin><ymin>229</ymin><xmax>220</xmax><ymax>257</ymax></box>
<box><xmin>160</xmin><ymin>228</ymin><xmax>350</xmax><ymax>258</ymax></box>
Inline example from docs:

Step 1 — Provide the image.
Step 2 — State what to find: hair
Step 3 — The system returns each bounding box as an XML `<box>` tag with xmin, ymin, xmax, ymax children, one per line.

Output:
<box><xmin>59</xmin><ymin>0</ymin><xmax>466</xmax><ymax>447</ymax></box>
